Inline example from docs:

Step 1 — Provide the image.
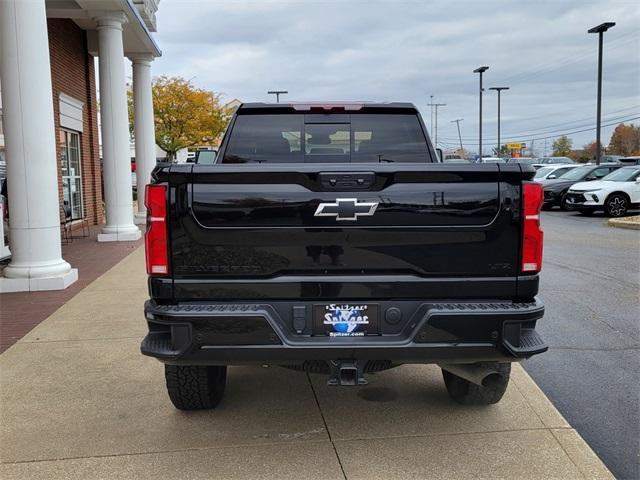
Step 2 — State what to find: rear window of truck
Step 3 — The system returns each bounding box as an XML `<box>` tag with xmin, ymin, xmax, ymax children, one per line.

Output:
<box><xmin>221</xmin><ymin>113</ymin><xmax>430</xmax><ymax>164</ymax></box>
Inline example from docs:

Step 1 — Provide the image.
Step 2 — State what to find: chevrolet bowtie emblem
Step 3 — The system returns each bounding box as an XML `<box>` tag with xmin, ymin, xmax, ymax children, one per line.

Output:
<box><xmin>314</xmin><ymin>198</ymin><xmax>378</xmax><ymax>221</ymax></box>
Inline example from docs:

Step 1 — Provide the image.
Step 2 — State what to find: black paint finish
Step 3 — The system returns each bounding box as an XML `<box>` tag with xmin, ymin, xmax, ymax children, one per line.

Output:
<box><xmin>144</xmin><ymin>104</ymin><xmax>543</xmax><ymax>368</ymax></box>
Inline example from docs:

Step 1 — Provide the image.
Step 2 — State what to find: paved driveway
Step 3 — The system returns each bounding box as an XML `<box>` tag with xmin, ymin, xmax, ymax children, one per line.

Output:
<box><xmin>526</xmin><ymin>211</ymin><xmax>640</xmax><ymax>480</ymax></box>
<box><xmin>1</xmin><ymin>248</ymin><xmax>612</xmax><ymax>479</ymax></box>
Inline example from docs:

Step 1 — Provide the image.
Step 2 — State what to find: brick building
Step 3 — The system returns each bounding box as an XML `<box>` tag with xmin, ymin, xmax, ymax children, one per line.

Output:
<box><xmin>0</xmin><ymin>0</ymin><xmax>161</xmax><ymax>292</ymax></box>
<box><xmin>48</xmin><ymin>18</ymin><xmax>103</xmax><ymax>226</ymax></box>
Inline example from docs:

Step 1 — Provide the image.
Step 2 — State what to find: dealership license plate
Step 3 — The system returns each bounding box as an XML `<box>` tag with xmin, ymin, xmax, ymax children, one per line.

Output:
<box><xmin>312</xmin><ymin>303</ymin><xmax>379</xmax><ymax>337</ymax></box>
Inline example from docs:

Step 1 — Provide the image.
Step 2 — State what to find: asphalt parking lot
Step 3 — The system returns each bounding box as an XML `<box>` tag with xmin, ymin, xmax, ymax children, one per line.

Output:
<box><xmin>525</xmin><ymin>210</ymin><xmax>640</xmax><ymax>479</ymax></box>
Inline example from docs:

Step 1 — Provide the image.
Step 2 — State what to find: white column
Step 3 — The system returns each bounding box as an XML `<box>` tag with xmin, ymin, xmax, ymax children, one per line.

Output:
<box><xmin>94</xmin><ymin>12</ymin><xmax>141</xmax><ymax>242</ymax></box>
<box><xmin>0</xmin><ymin>0</ymin><xmax>77</xmax><ymax>292</ymax></box>
<box><xmin>130</xmin><ymin>54</ymin><xmax>156</xmax><ymax>224</ymax></box>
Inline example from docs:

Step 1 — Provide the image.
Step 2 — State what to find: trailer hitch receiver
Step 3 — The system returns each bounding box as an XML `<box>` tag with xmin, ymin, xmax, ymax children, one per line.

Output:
<box><xmin>328</xmin><ymin>360</ymin><xmax>368</xmax><ymax>386</ymax></box>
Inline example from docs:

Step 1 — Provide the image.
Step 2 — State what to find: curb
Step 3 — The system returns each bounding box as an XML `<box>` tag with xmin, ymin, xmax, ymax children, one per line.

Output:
<box><xmin>608</xmin><ymin>215</ymin><xmax>640</xmax><ymax>230</ymax></box>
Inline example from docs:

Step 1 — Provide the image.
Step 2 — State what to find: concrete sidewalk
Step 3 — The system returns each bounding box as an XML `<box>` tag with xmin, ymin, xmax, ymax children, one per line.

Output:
<box><xmin>0</xmin><ymin>247</ymin><xmax>613</xmax><ymax>479</ymax></box>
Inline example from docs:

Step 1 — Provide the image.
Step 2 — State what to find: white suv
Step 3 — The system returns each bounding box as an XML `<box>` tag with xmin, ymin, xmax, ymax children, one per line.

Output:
<box><xmin>565</xmin><ymin>166</ymin><xmax>640</xmax><ymax>217</ymax></box>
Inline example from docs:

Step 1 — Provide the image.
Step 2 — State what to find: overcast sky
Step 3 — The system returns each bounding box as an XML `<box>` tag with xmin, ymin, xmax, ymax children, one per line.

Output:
<box><xmin>152</xmin><ymin>0</ymin><xmax>639</xmax><ymax>155</ymax></box>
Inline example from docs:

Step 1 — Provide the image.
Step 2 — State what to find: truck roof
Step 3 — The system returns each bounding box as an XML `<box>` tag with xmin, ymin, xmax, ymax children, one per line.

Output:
<box><xmin>237</xmin><ymin>102</ymin><xmax>418</xmax><ymax>113</ymax></box>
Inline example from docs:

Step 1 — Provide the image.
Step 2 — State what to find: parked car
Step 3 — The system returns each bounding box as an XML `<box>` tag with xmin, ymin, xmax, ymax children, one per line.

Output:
<box><xmin>600</xmin><ymin>155</ymin><xmax>625</xmax><ymax>164</ymax></box>
<box><xmin>506</xmin><ymin>157</ymin><xmax>537</xmax><ymax>166</ymax></box>
<box><xmin>542</xmin><ymin>163</ymin><xmax>621</xmax><ymax>210</ymax></box>
<box><xmin>565</xmin><ymin>165</ymin><xmax>640</xmax><ymax>217</ymax></box>
<box><xmin>443</xmin><ymin>154</ymin><xmax>468</xmax><ymax>163</ymax></box>
<box><xmin>141</xmin><ymin>102</ymin><xmax>548</xmax><ymax>411</ymax></box>
<box><xmin>475</xmin><ymin>156</ymin><xmax>507</xmax><ymax>163</ymax></box>
<box><xmin>621</xmin><ymin>156</ymin><xmax>640</xmax><ymax>165</ymax></box>
<box><xmin>444</xmin><ymin>158</ymin><xmax>470</xmax><ymax>163</ymax></box>
<box><xmin>533</xmin><ymin>164</ymin><xmax>578</xmax><ymax>181</ymax></box>
<box><xmin>533</xmin><ymin>157</ymin><xmax>574</xmax><ymax>169</ymax></box>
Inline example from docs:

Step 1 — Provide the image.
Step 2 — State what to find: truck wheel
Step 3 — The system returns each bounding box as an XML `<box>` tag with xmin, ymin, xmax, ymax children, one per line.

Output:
<box><xmin>164</xmin><ymin>365</ymin><xmax>227</xmax><ymax>410</ymax></box>
<box><xmin>442</xmin><ymin>362</ymin><xmax>510</xmax><ymax>405</ymax></box>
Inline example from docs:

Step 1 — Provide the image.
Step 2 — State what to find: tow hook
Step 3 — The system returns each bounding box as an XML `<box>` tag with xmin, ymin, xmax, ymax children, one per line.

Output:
<box><xmin>327</xmin><ymin>360</ymin><xmax>368</xmax><ymax>386</ymax></box>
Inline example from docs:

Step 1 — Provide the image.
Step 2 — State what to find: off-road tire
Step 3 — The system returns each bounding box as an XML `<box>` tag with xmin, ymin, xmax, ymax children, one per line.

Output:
<box><xmin>165</xmin><ymin>365</ymin><xmax>227</xmax><ymax>410</ymax></box>
<box><xmin>442</xmin><ymin>362</ymin><xmax>511</xmax><ymax>405</ymax></box>
<box><xmin>604</xmin><ymin>193</ymin><xmax>628</xmax><ymax>217</ymax></box>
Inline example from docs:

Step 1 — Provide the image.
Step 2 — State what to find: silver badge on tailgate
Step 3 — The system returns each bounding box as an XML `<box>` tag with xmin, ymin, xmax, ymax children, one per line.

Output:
<box><xmin>314</xmin><ymin>198</ymin><xmax>378</xmax><ymax>221</ymax></box>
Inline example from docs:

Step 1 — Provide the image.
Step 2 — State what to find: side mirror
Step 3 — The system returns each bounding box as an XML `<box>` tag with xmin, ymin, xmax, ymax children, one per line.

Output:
<box><xmin>548</xmin><ymin>174</ymin><xmax>557</xmax><ymax>179</ymax></box>
<box><xmin>635</xmin><ymin>177</ymin><xmax>640</xmax><ymax>183</ymax></box>
<box><xmin>436</xmin><ymin>148</ymin><xmax>443</xmax><ymax>162</ymax></box>
<box><xmin>586</xmin><ymin>176</ymin><xmax>596</xmax><ymax>181</ymax></box>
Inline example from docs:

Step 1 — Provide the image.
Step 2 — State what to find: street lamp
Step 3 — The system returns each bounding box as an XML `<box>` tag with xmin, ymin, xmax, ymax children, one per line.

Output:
<box><xmin>473</xmin><ymin>66</ymin><xmax>489</xmax><ymax>158</ymax></box>
<box><xmin>489</xmin><ymin>87</ymin><xmax>509</xmax><ymax>156</ymax></box>
<box><xmin>588</xmin><ymin>22</ymin><xmax>615</xmax><ymax>165</ymax></box>
<box><xmin>267</xmin><ymin>90</ymin><xmax>288</xmax><ymax>103</ymax></box>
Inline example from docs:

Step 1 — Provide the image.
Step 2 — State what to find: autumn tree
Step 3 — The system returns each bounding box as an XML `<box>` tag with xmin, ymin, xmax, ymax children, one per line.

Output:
<box><xmin>454</xmin><ymin>147</ymin><xmax>470</xmax><ymax>159</ymax></box>
<box><xmin>128</xmin><ymin>76</ymin><xmax>231</xmax><ymax>160</ymax></box>
<box><xmin>552</xmin><ymin>135</ymin><xmax>572</xmax><ymax>156</ymax></box>
<box><xmin>492</xmin><ymin>145</ymin><xmax>509</xmax><ymax>156</ymax></box>
<box><xmin>608</xmin><ymin>123</ymin><xmax>640</xmax><ymax>156</ymax></box>
<box><xmin>569</xmin><ymin>142</ymin><xmax>596</xmax><ymax>163</ymax></box>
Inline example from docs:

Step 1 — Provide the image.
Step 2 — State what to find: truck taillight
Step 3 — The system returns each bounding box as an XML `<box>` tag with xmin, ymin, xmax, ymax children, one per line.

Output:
<box><xmin>144</xmin><ymin>184</ymin><xmax>168</xmax><ymax>275</ymax></box>
<box><xmin>521</xmin><ymin>182</ymin><xmax>544</xmax><ymax>273</ymax></box>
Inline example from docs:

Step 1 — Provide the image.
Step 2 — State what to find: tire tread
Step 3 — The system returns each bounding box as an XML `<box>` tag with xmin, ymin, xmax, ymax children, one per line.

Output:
<box><xmin>165</xmin><ymin>365</ymin><xmax>227</xmax><ymax>410</ymax></box>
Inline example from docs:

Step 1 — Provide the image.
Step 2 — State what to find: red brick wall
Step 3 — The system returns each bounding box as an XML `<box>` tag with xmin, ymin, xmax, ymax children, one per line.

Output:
<box><xmin>48</xmin><ymin>19</ymin><xmax>103</xmax><ymax>226</ymax></box>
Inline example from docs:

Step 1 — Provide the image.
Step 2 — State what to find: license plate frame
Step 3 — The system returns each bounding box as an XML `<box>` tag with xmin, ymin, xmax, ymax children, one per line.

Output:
<box><xmin>312</xmin><ymin>303</ymin><xmax>380</xmax><ymax>337</ymax></box>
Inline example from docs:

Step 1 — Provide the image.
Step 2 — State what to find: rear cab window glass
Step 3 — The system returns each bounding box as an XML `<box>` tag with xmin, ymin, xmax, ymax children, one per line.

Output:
<box><xmin>222</xmin><ymin>112</ymin><xmax>430</xmax><ymax>164</ymax></box>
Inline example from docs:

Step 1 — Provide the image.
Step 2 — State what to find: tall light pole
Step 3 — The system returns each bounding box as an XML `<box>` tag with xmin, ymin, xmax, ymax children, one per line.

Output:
<box><xmin>489</xmin><ymin>87</ymin><xmax>509</xmax><ymax>156</ymax></box>
<box><xmin>588</xmin><ymin>22</ymin><xmax>615</xmax><ymax>165</ymax></box>
<box><xmin>427</xmin><ymin>102</ymin><xmax>446</xmax><ymax>146</ymax></box>
<box><xmin>267</xmin><ymin>90</ymin><xmax>288</xmax><ymax>103</ymax></box>
<box><xmin>473</xmin><ymin>66</ymin><xmax>489</xmax><ymax>158</ymax></box>
<box><xmin>451</xmin><ymin>119</ymin><xmax>464</xmax><ymax>152</ymax></box>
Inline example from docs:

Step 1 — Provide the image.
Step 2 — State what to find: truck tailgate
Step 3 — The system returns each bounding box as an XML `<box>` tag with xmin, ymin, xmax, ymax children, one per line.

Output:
<box><xmin>163</xmin><ymin>163</ymin><xmax>525</xmax><ymax>300</ymax></box>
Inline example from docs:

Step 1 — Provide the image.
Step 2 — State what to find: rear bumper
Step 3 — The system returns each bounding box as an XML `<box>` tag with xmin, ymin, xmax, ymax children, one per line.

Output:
<box><xmin>141</xmin><ymin>299</ymin><xmax>547</xmax><ymax>365</ymax></box>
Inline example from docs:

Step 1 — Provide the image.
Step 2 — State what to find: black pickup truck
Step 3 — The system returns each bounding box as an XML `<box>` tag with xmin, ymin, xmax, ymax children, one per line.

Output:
<box><xmin>141</xmin><ymin>102</ymin><xmax>547</xmax><ymax>410</ymax></box>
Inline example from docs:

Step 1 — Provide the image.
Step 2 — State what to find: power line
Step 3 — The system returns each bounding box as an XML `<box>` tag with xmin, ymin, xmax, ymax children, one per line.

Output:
<box><xmin>483</xmin><ymin>106</ymin><xmax>640</xmax><ymax>135</ymax></box>
<box><xmin>436</xmin><ymin>116</ymin><xmax>640</xmax><ymax>146</ymax></box>
<box><xmin>437</xmin><ymin>112</ymin><xmax>639</xmax><ymax>142</ymax></box>
<box><xmin>497</xmin><ymin>31</ymin><xmax>638</xmax><ymax>85</ymax></box>
<box><xmin>482</xmin><ymin>104</ymin><xmax>639</xmax><ymax>129</ymax></box>
<box><xmin>437</xmin><ymin>109</ymin><xmax>640</xmax><ymax>140</ymax></box>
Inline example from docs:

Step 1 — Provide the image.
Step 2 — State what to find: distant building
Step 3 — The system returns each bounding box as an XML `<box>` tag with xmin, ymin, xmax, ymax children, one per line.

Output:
<box><xmin>224</xmin><ymin>98</ymin><xmax>242</xmax><ymax>113</ymax></box>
